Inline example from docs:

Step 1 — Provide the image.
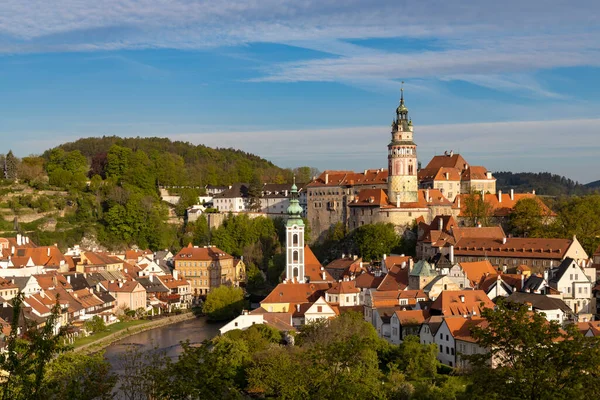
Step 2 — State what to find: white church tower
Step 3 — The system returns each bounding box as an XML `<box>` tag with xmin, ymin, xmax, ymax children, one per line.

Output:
<box><xmin>285</xmin><ymin>179</ymin><xmax>305</xmax><ymax>283</ymax></box>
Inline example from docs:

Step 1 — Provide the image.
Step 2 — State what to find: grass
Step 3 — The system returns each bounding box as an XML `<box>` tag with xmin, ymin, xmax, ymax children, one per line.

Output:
<box><xmin>72</xmin><ymin>319</ymin><xmax>151</xmax><ymax>348</ymax></box>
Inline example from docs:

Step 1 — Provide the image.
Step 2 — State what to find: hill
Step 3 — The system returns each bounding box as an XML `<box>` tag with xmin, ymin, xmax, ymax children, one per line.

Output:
<box><xmin>585</xmin><ymin>179</ymin><xmax>600</xmax><ymax>189</ymax></box>
<box><xmin>47</xmin><ymin>136</ymin><xmax>290</xmax><ymax>186</ymax></box>
<box><xmin>494</xmin><ymin>171</ymin><xmax>597</xmax><ymax>196</ymax></box>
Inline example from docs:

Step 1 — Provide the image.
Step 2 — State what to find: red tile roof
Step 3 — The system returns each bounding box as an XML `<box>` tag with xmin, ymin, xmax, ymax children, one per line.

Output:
<box><xmin>326</xmin><ymin>280</ymin><xmax>360</xmax><ymax>295</ymax></box>
<box><xmin>308</xmin><ymin>169</ymin><xmax>388</xmax><ymax>188</ymax></box>
<box><xmin>394</xmin><ymin>309</ymin><xmax>430</xmax><ymax>325</ymax></box>
<box><xmin>430</xmin><ymin>290</ymin><xmax>494</xmax><ymax>317</ymax></box>
<box><xmin>261</xmin><ymin>282</ymin><xmax>330</xmax><ymax>304</ymax></box>
<box><xmin>453</xmin><ymin>237</ymin><xmax>575</xmax><ymax>259</ymax></box>
<box><xmin>175</xmin><ymin>244</ymin><xmax>233</xmax><ymax>261</ymax></box>
<box><xmin>459</xmin><ymin>260</ymin><xmax>498</xmax><ymax>287</ymax></box>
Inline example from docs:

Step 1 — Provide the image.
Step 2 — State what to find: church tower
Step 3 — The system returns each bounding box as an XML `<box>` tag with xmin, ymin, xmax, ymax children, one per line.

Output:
<box><xmin>388</xmin><ymin>85</ymin><xmax>418</xmax><ymax>204</ymax></box>
<box><xmin>285</xmin><ymin>178</ymin><xmax>305</xmax><ymax>283</ymax></box>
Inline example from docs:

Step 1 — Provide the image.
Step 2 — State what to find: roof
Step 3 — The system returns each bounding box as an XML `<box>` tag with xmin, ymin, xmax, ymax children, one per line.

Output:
<box><xmin>157</xmin><ymin>274</ymin><xmax>190</xmax><ymax>289</ymax></box>
<box><xmin>371</xmin><ymin>291</ymin><xmax>402</xmax><ymax>308</ymax></box>
<box><xmin>4</xmin><ymin>246</ymin><xmax>66</xmax><ymax>268</ymax></box>
<box><xmin>422</xmin><ymin>315</ymin><xmax>444</xmax><ymax>335</ymax></box>
<box><xmin>175</xmin><ymin>245</ymin><xmax>233</xmax><ymax>261</ymax></box>
<box><xmin>409</xmin><ymin>260</ymin><xmax>437</xmax><ymax>277</ymax></box>
<box><xmin>261</xmin><ymin>282</ymin><xmax>330</xmax><ymax>304</ymax></box>
<box><xmin>453</xmin><ymin>237</ymin><xmax>576</xmax><ymax>260</ymax></box>
<box><xmin>445</xmin><ymin>316</ymin><xmax>488</xmax><ymax>343</ymax></box>
<box><xmin>33</xmin><ymin>272</ymin><xmax>73</xmax><ymax>291</ymax></box>
<box><xmin>104</xmin><ymin>280</ymin><xmax>145</xmax><ymax>293</ymax></box>
<box><xmin>433</xmin><ymin>167</ymin><xmax>462</xmax><ymax>181</ymax></box>
<box><xmin>506</xmin><ymin>292</ymin><xmax>571</xmax><ymax>313</ymax></box>
<box><xmin>461</xmin><ymin>166</ymin><xmax>493</xmax><ymax>181</ymax></box>
<box><xmin>135</xmin><ymin>277</ymin><xmax>169</xmax><ymax>293</ymax></box>
<box><xmin>377</xmin><ymin>306</ymin><xmax>401</xmax><ymax>323</ymax></box>
<box><xmin>81</xmin><ymin>251</ymin><xmax>123</xmax><ymax>266</ymax></box>
<box><xmin>430</xmin><ymin>290</ymin><xmax>494</xmax><ymax>317</ymax></box>
<box><xmin>326</xmin><ymin>280</ymin><xmax>360</xmax><ymax>295</ymax></box>
<box><xmin>548</xmin><ymin>257</ymin><xmax>582</xmax><ymax>284</ymax></box>
<box><xmin>303</xmin><ymin>246</ymin><xmax>334</xmax><ymax>282</ymax></box>
<box><xmin>453</xmin><ymin>192</ymin><xmax>554</xmax><ymax>218</ymax></box>
<box><xmin>212</xmin><ymin>183</ymin><xmax>249</xmax><ymax>199</ymax></box>
<box><xmin>522</xmin><ymin>274</ymin><xmax>545</xmax><ymax>291</ymax></box>
<box><xmin>307</xmin><ymin>169</ymin><xmax>388</xmax><ymax>188</ymax></box>
<box><xmin>394</xmin><ymin>309</ymin><xmax>430</xmax><ymax>325</ymax></box>
<box><xmin>459</xmin><ymin>260</ymin><xmax>498</xmax><ymax>287</ymax></box>
<box><xmin>377</xmin><ymin>264</ymin><xmax>410</xmax><ymax>291</ymax></box>
<box><xmin>348</xmin><ymin>189</ymin><xmax>389</xmax><ymax>207</ymax></box>
<box><xmin>354</xmin><ymin>272</ymin><xmax>384</xmax><ymax>289</ymax></box>
<box><xmin>418</xmin><ymin>154</ymin><xmax>469</xmax><ymax>182</ymax></box>
<box><xmin>72</xmin><ymin>289</ymin><xmax>104</xmax><ymax>309</ymax></box>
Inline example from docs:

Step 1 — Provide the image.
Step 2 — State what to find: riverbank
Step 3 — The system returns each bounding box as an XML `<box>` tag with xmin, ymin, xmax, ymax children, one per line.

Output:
<box><xmin>74</xmin><ymin>312</ymin><xmax>196</xmax><ymax>354</ymax></box>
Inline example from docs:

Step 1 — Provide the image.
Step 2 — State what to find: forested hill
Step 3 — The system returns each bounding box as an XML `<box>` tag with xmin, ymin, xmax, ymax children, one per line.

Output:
<box><xmin>46</xmin><ymin>136</ymin><xmax>290</xmax><ymax>186</ymax></box>
<box><xmin>494</xmin><ymin>171</ymin><xmax>598</xmax><ymax>196</ymax></box>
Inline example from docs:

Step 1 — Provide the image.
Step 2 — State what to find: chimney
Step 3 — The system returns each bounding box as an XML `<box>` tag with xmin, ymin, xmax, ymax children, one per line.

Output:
<box><xmin>426</xmin><ymin>189</ymin><xmax>430</xmax><ymax>202</ymax></box>
<box><xmin>173</xmin><ymin>270</ymin><xmax>178</xmax><ymax>280</ymax></box>
<box><xmin>342</xmin><ymin>253</ymin><xmax>345</xmax><ymax>259</ymax></box>
<box><xmin>438</xmin><ymin>218</ymin><xmax>443</xmax><ymax>231</ymax></box>
<box><xmin>11</xmin><ymin>246</ymin><xmax>14</xmax><ymax>255</ymax></box>
<box><xmin>498</xmin><ymin>190</ymin><xmax>502</xmax><ymax>203</ymax></box>
<box><xmin>449</xmin><ymin>245</ymin><xmax>455</xmax><ymax>263</ymax></box>
<box><xmin>322</xmin><ymin>272</ymin><xmax>326</xmax><ymax>280</ymax></box>
<box><xmin>510</xmin><ymin>189</ymin><xmax>514</xmax><ymax>201</ymax></box>
<box><xmin>457</xmin><ymin>197</ymin><xmax>461</xmax><ymax>209</ymax></box>
<box><xmin>396</xmin><ymin>197</ymin><xmax>400</xmax><ymax>208</ymax></box>
<box><xmin>150</xmin><ymin>274</ymin><xmax>154</xmax><ymax>283</ymax></box>
<box><xmin>47</xmin><ymin>247</ymin><xmax>51</xmax><ymax>257</ymax></box>
<box><xmin>532</xmin><ymin>189</ymin><xmax>536</xmax><ymax>195</ymax></box>
<box><xmin>353</xmin><ymin>255</ymin><xmax>358</xmax><ymax>260</ymax></box>
<box><xmin>296</xmin><ymin>304</ymin><xmax>300</xmax><ymax>312</ymax></box>
<box><xmin>16</xmin><ymin>234</ymin><xmax>21</xmax><ymax>246</ymax></box>
<box><xmin>89</xmin><ymin>287</ymin><xmax>93</xmax><ymax>294</ymax></box>
<box><xmin>543</xmin><ymin>269</ymin><xmax>549</xmax><ymax>282</ymax></box>
<box><xmin>459</xmin><ymin>295</ymin><xmax>465</xmax><ymax>303</ymax></box>
<box><xmin>66</xmin><ymin>276</ymin><xmax>71</xmax><ymax>284</ymax></box>
<box><xmin>521</xmin><ymin>274</ymin><xmax>524</xmax><ymax>289</ymax></box>
<box><xmin>486</xmin><ymin>171</ymin><xmax>492</xmax><ymax>179</ymax></box>
<box><xmin>325</xmin><ymin>173</ymin><xmax>329</xmax><ymax>185</ymax></box>
<box><xmin>118</xmin><ymin>282</ymin><xmax>123</xmax><ymax>288</ymax></box>
<box><xmin>401</xmin><ymin>261</ymin><xmax>407</xmax><ymax>269</ymax></box>
<box><xmin>383</xmin><ymin>254</ymin><xmax>387</xmax><ymax>260</ymax></box>
<box><xmin>502</xmin><ymin>237</ymin><xmax>507</xmax><ymax>245</ymax></box>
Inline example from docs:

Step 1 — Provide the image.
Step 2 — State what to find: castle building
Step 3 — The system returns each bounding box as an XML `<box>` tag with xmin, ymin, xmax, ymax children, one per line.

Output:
<box><xmin>388</xmin><ymin>87</ymin><xmax>418</xmax><ymax>204</ymax></box>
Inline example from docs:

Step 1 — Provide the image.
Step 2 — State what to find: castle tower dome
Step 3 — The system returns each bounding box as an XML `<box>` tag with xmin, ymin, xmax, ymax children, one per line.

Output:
<box><xmin>388</xmin><ymin>83</ymin><xmax>418</xmax><ymax>205</ymax></box>
<box><xmin>285</xmin><ymin>177</ymin><xmax>305</xmax><ymax>282</ymax></box>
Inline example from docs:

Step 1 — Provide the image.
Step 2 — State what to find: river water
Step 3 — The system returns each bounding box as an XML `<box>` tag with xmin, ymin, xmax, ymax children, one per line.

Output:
<box><xmin>103</xmin><ymin>317</ymin><xmax>222</xmax><ymax>374</ymax></box>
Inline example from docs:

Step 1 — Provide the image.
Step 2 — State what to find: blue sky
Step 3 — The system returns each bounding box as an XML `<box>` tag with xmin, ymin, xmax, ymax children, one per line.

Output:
<box><xmin>1</xmin><ymin>1</ymin><xmax>599</xmax><ymax>183</ymax></box>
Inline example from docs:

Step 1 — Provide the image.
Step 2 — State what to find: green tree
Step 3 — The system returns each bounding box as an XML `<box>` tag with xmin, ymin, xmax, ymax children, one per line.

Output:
<box><xmin>42</xmin><ymin>352</ymin><xmax>116</xmax><ymax>400</ymax></box>
<box><xmin>247</xmin><ymin>174</ymin><xmax>263</xmax><ymax>212</ymax></box>
<box><xmin>353</xmin><ymin>223</ymin><xmax>400</xmax><ymax>261</ymax></box>
<box><xmin>551</xmin><ymin>194</ymin><xmax>600</xmax><ymax>255</ymax></box>
<box><xmin>5</xmin><ymin>151</ymin><xmax>19</xmax><ymax>181</ymax></box>
<box><xmin>463</xmin><ymin>191</ymin><xmax>494</xmax><ymax>227</ymax></box>
<box><xmin>203</xmin><ymin>285</ymin><xmax>245</xmax><ymax>321</ymax></box>
<box><xmin>464</xmin><ymin>299</ymin><xmax>600</xmax><ymax>399</ymax></box>
<box><xmin>509</xmin><ymin>197</ymin><xmax>548</xmax><ymax>237</ymax></box>
<box><xmin>0</xmin><ymin>294</ymin><xmax>66</xmax><ymax>400</ymax></box>
<box><xmin>83</xmin><ymin>315</ymin><xmax>107</xmax><ymax>334</ymax></box>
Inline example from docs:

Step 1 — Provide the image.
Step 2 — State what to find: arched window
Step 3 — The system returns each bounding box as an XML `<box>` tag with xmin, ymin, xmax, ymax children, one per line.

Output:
<box><xmin>293</xmin><ymin>267</ymin><xmax>299</xmax><ymax>277</ymax></box>
<box><xmin>293</xmin><ymin>251</ymin><xmax>299</xmax><ymax>262</ymax></box>
<box><xmin>293</xmin><ymin>234</ymin><xmax>298</xmax><ymax>245</ymax></box>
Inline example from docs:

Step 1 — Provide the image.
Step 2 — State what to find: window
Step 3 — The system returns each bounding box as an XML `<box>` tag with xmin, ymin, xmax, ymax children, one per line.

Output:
<box><xmin>439</xmin><ymin>333</ymin><xmax>442</xmax><ymax>339</ymax></box>
<box><xmin>293</xmin><ymin>251</ymin><xmax>299</xmax><ymax>262</ymax></box>
<box><xmin>317</xmin><ymin>306</ymin><xmax>322</xmax><ymax>312</ymax></box>
<box><xmin>234</xmin><ymin>322</ymin><xmax>238</xmax><ymax>327</ymax></box>
<box><xmin>446</xmin><ymin>347</ymin><xmax>450</xmax><ymax>354</ymax></box>
<box><xmin>439</xmin><ymin>345</ymin><xmax>443</xmax><ymax>352</ymax></box>
<box><xmin>293</xmin><ymin>234</ymin><xmax>299</xmax><ymax>245</ymax></box>
<box><xmin>451</xmin><ymin>348</ymin><xmax>455</xmax><ymax>356</ymax></box>
<box><xmin>446</xmin><ymin>334</ymin><xmax>449</xmax><ymax>341</ymax></box>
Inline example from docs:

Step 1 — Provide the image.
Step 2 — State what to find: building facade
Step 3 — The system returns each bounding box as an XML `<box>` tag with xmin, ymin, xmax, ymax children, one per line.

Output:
<box><xmin>173</xmin><ymin>245</ymin><xmax>235</xmax><ymax>296</ymax></box>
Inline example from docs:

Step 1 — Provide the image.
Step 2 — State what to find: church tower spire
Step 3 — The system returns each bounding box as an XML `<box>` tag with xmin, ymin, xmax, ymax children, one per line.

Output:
<box><xmin>388</xmin><ymin>83</ymin><xmax>418</xmax><ymax>205</ymax></box>
<box><xmin>285</xmin><ymin>177</ymin><xmax>305</xmax><ymax>283</ymax></box>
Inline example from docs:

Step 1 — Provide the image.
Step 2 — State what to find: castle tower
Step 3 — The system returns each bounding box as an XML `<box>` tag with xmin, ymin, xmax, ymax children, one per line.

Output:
<box><xmin>388</xmin><ymin>85</ymin><xmax>418</xmax><ymax>205</ymax></box>
<box><xmin>285</xmin><ymin>178</ymin><xmax>305</xmax><ymax>283</ymax></box>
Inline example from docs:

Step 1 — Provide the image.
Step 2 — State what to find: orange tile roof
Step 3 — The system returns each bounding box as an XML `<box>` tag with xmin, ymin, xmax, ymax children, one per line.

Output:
<box><xmin>5</xmin><ymin>246</ymin><xmax>66</xmax><ymax>268</ymax></box>
<box><xmin>478</xmin><ymin>273</ymin><xmax>524</xmax><ymax>293</ymax></box>
<box><xmin>423</xmin><ymin>154</ymin><xmax>469</xmax><ymax>171</ymax></box>
<box><xmin>304</xmin><ymin>245</ymin><xmax>334</xmax><ymax>282</ymax></box>
<box><xmin>105</xmin><ymin>280</ymin><xmax>145</xmax><ymax>293</ymax></box>
<box><xmin>307</xmin><ymin>169</ymin><xmax>388</xmax><ymax>188</ymax></box>
<box><xmin>394</xmin><ymin>309</ymin><xmax>430</xmax><ymax>325</ymax></box>
<box><xmin>377</xmin><ymin>263</ymin><xmax>410</xmax><ymax>291</ymax></box>
<box><xmin>430</xmin><ymin>290</ymin><xmax>494</xmax><ymax>317</ymax></box>
<box><xmin>174</xmin><ymin>244</ymin><xmax>233</xmax><ymax>261</ymax></box>
<box><xmin>33</xmin><ymin>272</ymin><xmax>73</xmax><ymax>291</ymax></box>
<box><xmin>461</xmin><ymin>166</ymin><xmax>493</xmax><ymax>181</ymax></box>
<box><xmin>459</xmin><ymin>260</ymin><xmax>498</xmax><ymax>287</ymax></box>
<box><xmin>326</xmin><ymin>280</ymin><xmax>360</xmax><ymax>295</ymax></box>
<box><xmin>445</xmin><ymin>316</ymin><xmax>488</xmax><ymax>343</ymax></box>
<box><xmin>371</xmin><ymin>290</ymin><xmax>401</xmax><ymax>308</ymax></box>
<box><xmin>454</xmin><ymin>237</ymin><xmax>574</xmax><ymax>259</ymax></box>
<box><xmin>157</xmin><ymin>274</ymin><xmax>190</xmax><ymax>289</ymax></box>
<box><xmin>348</xmin><ymin>189</ymin><xmax>389</xmax><ymax>207</ymax></box>
<box><xmin>433</xmin><ymin>167</ymin><xmax>462</xmax><ymax>181</ymax></box>
<box><xmin>453</xmin><ymin>192</ymin><xmax>554</xmax><ymax>217</ymax></box>
<box><xmin>354</xmin><ymin>272</ymin><xmax>384</xmax><ymax>289</ymax></box>
<box><xmin>81</xmin><ymin>252</ymin><xmax>123</xmax><ymax>266</ymax></box>
<box><xmin>262</xmin><ymin>282</ymin><xmax>330</xmax><ymax>304</ymax></box>
<box><xmin>72</xmin><ymin>288</ymin><xmax>104</xmax><ymax>309</ymax></box>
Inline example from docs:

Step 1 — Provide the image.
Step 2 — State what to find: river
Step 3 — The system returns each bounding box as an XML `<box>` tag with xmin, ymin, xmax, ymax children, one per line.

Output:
<box><xmin>103</xmin><ymin>317</ymin><xmax>222</xmax><ymax>374</ymax></box>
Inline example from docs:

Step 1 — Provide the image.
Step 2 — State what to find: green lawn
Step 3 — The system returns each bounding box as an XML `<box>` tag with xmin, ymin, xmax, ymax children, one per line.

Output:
<box><xmin>73</xmin><ymin>319</ymin><xmax>151</xmax><ymax>348</ymax></box>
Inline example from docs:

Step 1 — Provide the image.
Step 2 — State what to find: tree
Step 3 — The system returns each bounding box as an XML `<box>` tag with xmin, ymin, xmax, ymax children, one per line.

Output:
<box><xmin>509</xmin><ymin>197</ymin><xmax>548</xmax><ymax>237</ymax></box>
<box><xmin>0</xmin><ymin>294</ymin><xmax>66</xmax><ymax>400</ymax></box>
<box><xmin>83</xmin><ymin>315</ymin><xmax>106</xmax><ymax>334</ymax></box>
<box><xmin>42</xmin><ymin>352</ymin><xmax>116</xmax><ymax>400</ymax></box>
<box><xmin>5</xmin><ymin>151</ymin><xmax>19</xmax><ymax>181</ymax></box>
<box><xmin>18</xmin><ymin>156</ymin><xmax>45</xmax><ymax>184</ymax></box>
<box><xmin>353</xmin><ymin>223</ymin><xmax>400</xmax><ymax>261</ymax></box>
<box><xmin>203</xmin><ymin>286</ymin><xmax>245</xmax><ymax>321</ymax></box>
<box><xmin>551</xmin><ymin>194</ymin><xmax>600</xmax><ymax>255</ymax></box>
<box><xmin>247</xmin><ymin>174</ymin><xmax>263</xmax><ymax>212</ymax></box>
<box><xmin>464</xmin><ymin>299</ymin><xmax>600</xmax><ymax>399</ymax></box>
<box><xmin>463</xmin><ymin>191</ymin><xmax>494</xmax><ymax>227</ymax></box>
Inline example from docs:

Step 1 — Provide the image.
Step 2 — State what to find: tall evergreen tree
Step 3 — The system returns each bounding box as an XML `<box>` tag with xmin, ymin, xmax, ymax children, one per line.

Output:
<box><xmin>5</xmin><ymin>151</ymin><xmax>18</xmax><ymax>181</ymax></box>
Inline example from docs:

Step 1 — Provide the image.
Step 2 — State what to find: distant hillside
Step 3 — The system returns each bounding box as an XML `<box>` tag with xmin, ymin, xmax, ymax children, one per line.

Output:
<box><xmin>46</xmin><ymin>136</ymin><xmax>291</xmax><ymax>186</ymax></box>
<box><xmin>494</xmin><ymin>171</ymin><xmax>596</xmax><ymax>196</ymax></box>
<box><xmin>585</xmin><ymin>180</ymin><xmax>600</xmax><ymax>189</ymax></box>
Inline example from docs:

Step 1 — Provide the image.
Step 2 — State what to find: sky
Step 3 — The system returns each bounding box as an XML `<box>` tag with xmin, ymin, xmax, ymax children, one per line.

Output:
<box><xmin>0</xmin><ymin>1</ymin><xmax>599</xmax><ymax>183</ymax></box>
